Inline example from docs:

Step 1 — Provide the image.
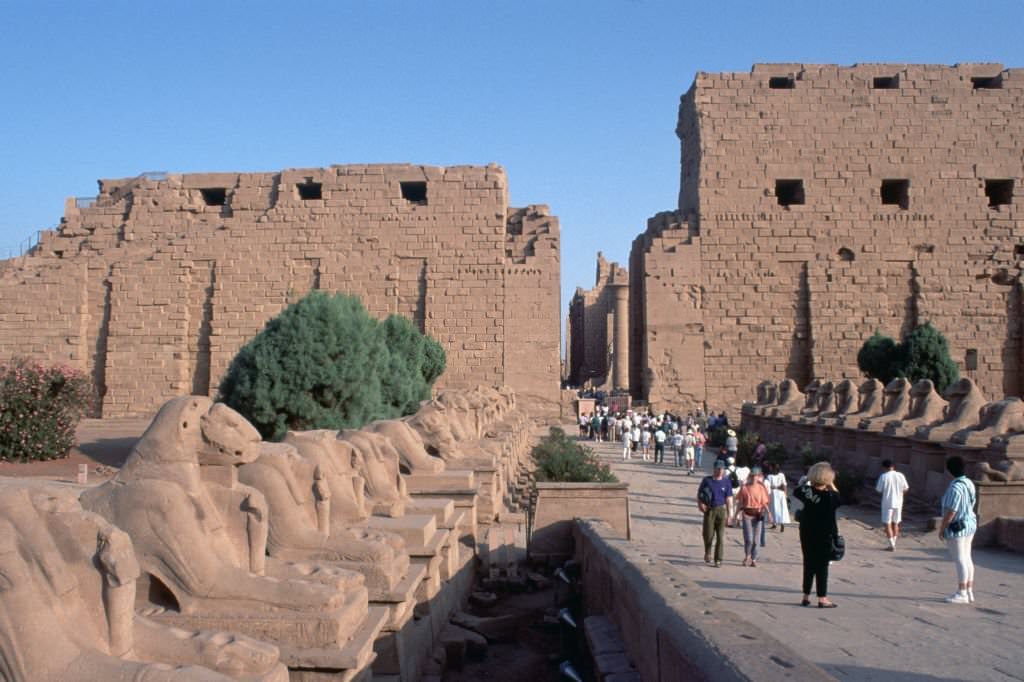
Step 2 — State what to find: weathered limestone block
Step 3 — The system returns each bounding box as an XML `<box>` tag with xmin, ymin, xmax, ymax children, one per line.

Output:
<box><xmin>797</xmin><ymin>380</ymin><xmax>821</xmax><ymax>418</ymax></box>
<box><xmin>884</xmin><ymin>379</ymin><xmax>947</xmax><ymax>436</ymax></box>
<box><xmin>838</xmin><ymin>378</ymin><xmax>884</xmax><ymax>427</ymax></box>
<box><xmin>769</xmin><ymin>378</ymin><xmax>804</xmax><ymax>418</ymax></box>
<box><xmin>950</xmin><ymin>397</ymin><xmax>1024</xmax><ymax>447</ymax></box>
<box><xmin>978</xmin><ymin>460</ymin><xmax>1024</xmax><ymax>481</ymax></box>
<box><xmin>818</xmin><ymin>378</ymin><xmax>855</xmax><ymax>424</ymax></box>
<box><xmin>0</xmin><ymin>477</ymin><xmax>288</xmax><ymax>682</ymax></box>
<box><xmin>237</xmin><ymin>440</ymin><xmax>415</xmax><ymax>606</ymax></box>
<box><xmin>367</xmin><ymin>418</ymin><xmax>446</xmax><ymax>475</ymax></box>
<box><xmin>742</xmin><ymin>380</ymin><xmax>775</xmax><ymax>415</ymax></box>
<box><xmin>859</xmin><ymin>378</ymin><xmax>912</xmax><ymax>431</ymax></box>
<box><xmin>80</xmin><ymin>397</ymin><xmax>383</xmax><ymax>676</ymax></box>
<box><xmin>914</xmin><ymin>378</ymin><xmax>987</xmax><ymax>442</ymax></box>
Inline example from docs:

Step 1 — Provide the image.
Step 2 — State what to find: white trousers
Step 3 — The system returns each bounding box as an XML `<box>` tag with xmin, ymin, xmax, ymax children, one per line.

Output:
<box><xmin>946</xmin><ymin>533</ymin><xmax>975</xmax><ymax>584</ymax></box>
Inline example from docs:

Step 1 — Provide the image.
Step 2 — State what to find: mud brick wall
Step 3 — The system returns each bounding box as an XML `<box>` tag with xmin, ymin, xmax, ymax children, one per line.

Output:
<box><xmin>630</xmin><ymin>63</ymin><xmax>1023</xmax><ymax>413</ymax></box>
<box><xmin>566</xmin><ymin>253</ymin><xmax>626</xmax><ymax>387</ymax></box>
<box><xmin>0</xmin><ymin>164</ymin><xmax>561</xmax><ymax>417</ymax></box>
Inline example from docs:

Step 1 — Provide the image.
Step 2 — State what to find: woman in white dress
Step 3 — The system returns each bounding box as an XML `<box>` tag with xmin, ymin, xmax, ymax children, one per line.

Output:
<box><xmin>766</xmin><ymin>461</ymin><xmax>792</xmax><ymax>532</ymax></box>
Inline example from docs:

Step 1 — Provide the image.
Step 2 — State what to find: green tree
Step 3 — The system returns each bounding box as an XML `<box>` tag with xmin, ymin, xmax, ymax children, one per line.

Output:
<box><xmin>378</xmin><ymin>314</ymin><xmax>434</xmax><ymax>416</ymax></box>
<box><xmin>903</xmin><ymin>323</ymin><xmax>959</xmax><ymax>394</ymax></box>
<box><xmin>218</xmin><ymin>291</ymin><xmax>445</xmax><ymax>440</ymax></box>
<box><xmin>856</xmin><ymin>330</ymin><xmax>904</xmax><ymax>384</ymax></box>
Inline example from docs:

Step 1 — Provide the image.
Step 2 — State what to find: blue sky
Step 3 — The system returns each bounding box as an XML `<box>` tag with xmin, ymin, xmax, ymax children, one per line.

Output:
<box><xmin>2</xmin><ymin>1</ymin><xmax>1022</xmax><ymax>349</ymax></box>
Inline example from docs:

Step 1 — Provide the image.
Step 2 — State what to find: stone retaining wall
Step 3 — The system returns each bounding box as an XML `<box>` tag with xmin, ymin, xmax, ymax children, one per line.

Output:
<box><xmin>573</xmin><ymin>519</ymin><xmax>835</xmax><ymax>682</ymax></box>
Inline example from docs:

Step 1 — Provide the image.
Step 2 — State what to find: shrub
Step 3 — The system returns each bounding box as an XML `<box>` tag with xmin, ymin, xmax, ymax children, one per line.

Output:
<box><xmin>855</xmin><ymin>324</ymin><xmax>959</xmax><ymax>394</ymax></box>
<box><xmin>377</xmin><ymin>314</ymin><xmax>445</xmax><ymax>416</ymax></box>
<box><xmin>799</xmin><ymin>444</ymin><xmax>818</xmax><ymax>468</ymax></box>
<box><xmin>835</xmin><ymin>469</ymin><xmax>864</xmax><ymax>505</ymax></box>
<box><xmin>218</xmin><ymin>291</ymin><xmax>446</xmax><ymax>440</ymax></box>
<box><xmin>735</xmin><ymin>430</ymin><xmax>760</xmax><ymax>465</ymax></box>
<box><xmin>0</xmin><ymin>359</ymin><xmax>92</xmax><ymax>462</ymax></box>
<box><xmin>532</xmin><ymin>427</ymin><xmax>617</xmax><ymax>483</ymax></box>
<box><xmin>763</xmin><ymin>442</ymin><xmax>788</xmax><ymax>468</ymax></box>
<box><xmin>857</xmin><ymin>331</ymin><xmax>904</xmax><ymax>385</ymax></box>
<box><xmin>903</xmin><ymin>323</ymin><xmax>959</xmax><ymax>394</ymax></box>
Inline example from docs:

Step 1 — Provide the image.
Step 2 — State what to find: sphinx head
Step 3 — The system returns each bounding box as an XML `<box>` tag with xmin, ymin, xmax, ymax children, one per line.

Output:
<box><xmin>911</xmin><ymin>379</ymin><xmax>936</xmax><ymax>398</ymax></box>
<box><xmin>198</xmin><ymin>402</ymin><xmax>262</xmax><ymax>466</ymax></box>
<box><xmin>406</xmin><ymin>401</ymin><xmax>459</xmax><ymax>457</ymax></box>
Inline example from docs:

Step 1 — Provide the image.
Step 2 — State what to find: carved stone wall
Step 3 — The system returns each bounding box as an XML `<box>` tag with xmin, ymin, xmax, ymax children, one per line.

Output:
<box><xmin>0</xmin><ymin>165</ymin><xmax>561</xmax><ymax>417</ymax></box>
<box><xmin>566</xmin><ymin>253</ymin><xmax>627</xmax><ymax>387</ymax></box>
<box><xmin>629</xmin><ymin>63</ymin><xmax>1024</xmax><ymax>412</ymax></box>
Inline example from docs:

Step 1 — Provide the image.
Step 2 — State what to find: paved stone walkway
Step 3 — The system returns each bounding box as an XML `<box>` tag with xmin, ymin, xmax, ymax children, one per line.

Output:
<box><xmin>585</xmin><ymin>436</ymin><xmax>1024</xmax><ymax>682</ymax></box>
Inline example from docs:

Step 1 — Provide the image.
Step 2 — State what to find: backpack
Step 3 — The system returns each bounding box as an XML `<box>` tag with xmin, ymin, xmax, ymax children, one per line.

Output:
<box><xmin>728</xmin><ymin>468</ymin><xmax>740</xmax><ymax>489</ymax></box>
<box><xmin>698</xmin><ymin>477</ymin><xmax>714</xmax><ymax>506</ymax></box>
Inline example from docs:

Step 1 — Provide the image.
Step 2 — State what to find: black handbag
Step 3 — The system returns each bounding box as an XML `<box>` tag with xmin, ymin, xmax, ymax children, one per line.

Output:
<box><xmin>830</xmin><ymin>534</ymin><xmax>846</xmax><ymax>562</ymax></box>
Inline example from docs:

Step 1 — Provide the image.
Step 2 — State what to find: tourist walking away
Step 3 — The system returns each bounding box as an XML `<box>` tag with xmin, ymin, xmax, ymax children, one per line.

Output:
<box><xmin>684</xmin><ymin>428</ymin><xmax>697</xmax><ymax>474</ymax></box>
<box><xmin>671</xmin><ymin>430</ymin><xmax>684</xmax><ymax>467</ymax></box>
<box><xmin>725</xmin><ymin>456</ymin><xmax>741</xmax><ymax>526</ymax></box>
<box><xmin>621</xmin><ymin>424</ymin><xmax>632</xmax><ymax>461</ymax></box>
<box><xmin>698</xmin><ymin>460</ymin><xmax>733</xmax><ymax>567</ymax></box>
<box><xmin>939</xmin><ymin>455</ymin><xmax>977</xmax><ymax>604</ymax></box>
<box><xmin>591</xmin><ymin>412</ymin><xmax>602</xmax><ymax>442</ymax></box>
<box><xmin>733</xmin><ymin>467</ymin><xmax>771</xmax><ymax>566</ymax></box>
<box><xmin>631</xmin><ymin>424</ymin><xmax>641</xmax><ymax>456</ymax></box>
<box><xmin>640</xmin><ymin>427</ymin><xmax>652</xmax><ymax>461</ymax></box>
<box><xmin>765</xmin><ymin>462</ymin><xmax>791</xmax><ymax>532</ymax></box>
<box><xmin>694</xmin><ymin>427</ymin><xmax>706</xmax><ymax>470</ymax></box>
<box><xmin>653</xmin><ymin>427</ymin><xmax>666</xmax><ymax>464</ymax></box>
<box><xmin>876</xmin><ymin>459</ymin><xmax>909</xmax><ymax>550</ymax></box>
<box><xmin>578</xmin><ymin>412</ymin><xmax>589</xmax><ymax>438</ymax></box>
<box><xmin>725</xmin><ymin>429</ymin><xmax>739</xmax><ymax>460</ymax></box>
<box><xmin>794</xmin><ymin>462</ymin><xmax>842</xmax><ymax>608</ymax></box>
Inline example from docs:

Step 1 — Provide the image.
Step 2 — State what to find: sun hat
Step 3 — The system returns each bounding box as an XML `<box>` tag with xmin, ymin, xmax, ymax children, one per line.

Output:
<box><xmin>726</xmin><ymin>456</ymin><xmax>735</xmax><ymax>464</ymax></box>
<box><xmin>727</xmin><ymin>429</ymin><xmax>736</xmax><ymax>437</ymax></box>
<box><xmin>713</xmin><ymin>459</ymin><xmax>725</xmax><ymax>469</ymax></box>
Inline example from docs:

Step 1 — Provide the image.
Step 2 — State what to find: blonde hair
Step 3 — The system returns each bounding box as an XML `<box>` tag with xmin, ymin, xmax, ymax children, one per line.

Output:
<box><xmin>807</xmin><ymin>462</ymin><xmax>837</xmax><ymax>491</ymax></box>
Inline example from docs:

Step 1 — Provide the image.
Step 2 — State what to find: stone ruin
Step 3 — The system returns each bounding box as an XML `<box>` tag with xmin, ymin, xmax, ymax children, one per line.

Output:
<box><xmin>568</xmin><ymin>63</ymin><xmax>1024</xmax><ymax>413</ymax></box>
<box><xmin>742</xmin><ymin>376</ymin><xmax>1024</xmax><ymax>548</ymax></box>
<box><xmin>0</xmin><ymin>164</ymin><xmax>561</xmax><ymax>419</ymax></box>
<box><xmin>0</xmin><ymin>385</ymin><xmax>538</xmax><ymax>681</ymax></box>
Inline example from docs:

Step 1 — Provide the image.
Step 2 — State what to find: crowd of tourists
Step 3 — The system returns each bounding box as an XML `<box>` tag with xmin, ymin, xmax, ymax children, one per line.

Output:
<box><xmin>695</xmin><ymin>448</ymin><xmax>977</xmax><ymax>608</ymax></box>
<box><xmin>577</xmin><ymin>408</ymin><xmax>979</xmax><ymax>609</ymax></box>
<box><xmin>577</xmin><ymin>407</ymin><xmax>735</xmax><ymax>474</ymax></box>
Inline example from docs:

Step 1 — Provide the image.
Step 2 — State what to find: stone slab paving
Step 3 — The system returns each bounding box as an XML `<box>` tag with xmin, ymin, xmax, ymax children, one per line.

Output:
<box><xmin>585</xmin><ymin>436</ymin><xmax>1024</xmax><ymax>682</ymax></box>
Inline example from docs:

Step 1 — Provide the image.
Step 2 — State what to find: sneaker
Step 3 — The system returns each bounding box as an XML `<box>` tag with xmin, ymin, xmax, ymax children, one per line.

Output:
<box><xmin>945</xmin><ymin>591</ymin><xmax>970</xmax><ymax>604</ymax></box>
<box><xmin>968</xmin><ymin>589</ymin><xmax>976</xmax><ymax>603</ymax></box>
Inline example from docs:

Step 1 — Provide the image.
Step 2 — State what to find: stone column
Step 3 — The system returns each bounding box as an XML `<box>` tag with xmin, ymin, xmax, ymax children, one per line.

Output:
<box><xmin>610</xmin><ymin>282</ymin><xmax>629</xmax><ymax>391</ymax></box>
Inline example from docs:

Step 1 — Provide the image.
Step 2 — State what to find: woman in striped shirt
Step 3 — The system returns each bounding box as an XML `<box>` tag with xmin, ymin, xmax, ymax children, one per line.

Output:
<box><xmin>939</xmin><ymin>455</ymin><xmax>977</xmax><ymax>605</ymax></box>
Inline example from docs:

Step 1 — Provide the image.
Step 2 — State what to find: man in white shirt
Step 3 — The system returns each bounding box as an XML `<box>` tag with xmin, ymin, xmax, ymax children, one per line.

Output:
<box><xmin>876</xmin><ymin>459</ymin><xmax>910</xmax><ymax>550</ymax></box>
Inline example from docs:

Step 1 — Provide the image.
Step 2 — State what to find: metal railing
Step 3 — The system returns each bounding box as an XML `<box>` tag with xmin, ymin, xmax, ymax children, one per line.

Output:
<box><xmin>0</xmin><ymin>230</ymin><xmax>43</xmax><ymax>260</ymax></box>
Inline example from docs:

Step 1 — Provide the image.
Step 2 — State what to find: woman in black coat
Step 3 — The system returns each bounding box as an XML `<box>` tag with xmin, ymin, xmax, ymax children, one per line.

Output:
<box><xmin>794</xmin><ymin>462</ymin><xmax>842</xmax><ymax>608</ymax></box>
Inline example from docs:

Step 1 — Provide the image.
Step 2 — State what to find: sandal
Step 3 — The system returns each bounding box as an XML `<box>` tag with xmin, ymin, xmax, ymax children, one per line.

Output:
<box><xmin>818</xmin><ymin>601</ymin><xmax>838</xmax><ymax>609</ymax></box>
<box><xmin>750</xmin><ymin>560</ymin><xmax>757</xmax><ymax>568</ymax></box>
<box><xmin>800</xmin><ymin>598</ymin><xmax>811</xmax><ymax>607</ymax></box>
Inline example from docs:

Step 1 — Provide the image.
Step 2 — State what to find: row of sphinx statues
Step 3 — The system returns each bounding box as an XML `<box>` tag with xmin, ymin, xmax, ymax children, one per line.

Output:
<box><xmin>0</xmin><ymin>385</ymin><xmax>532</xmax><ymax>682</ymax></box>
<box><xmin>744</xmin><ymin>377</ymin><xmax>1023</xmax><ymax>481</ymax></box>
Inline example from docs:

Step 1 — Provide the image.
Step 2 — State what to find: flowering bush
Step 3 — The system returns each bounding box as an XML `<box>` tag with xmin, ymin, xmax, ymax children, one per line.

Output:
<box><xmin>0</xmin><ymin>359</ymin><xmax>93</xmax><ymax>462</ymax></box>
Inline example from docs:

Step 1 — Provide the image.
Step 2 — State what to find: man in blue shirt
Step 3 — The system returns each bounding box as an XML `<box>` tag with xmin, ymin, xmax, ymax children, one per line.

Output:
<box><xmin>698</xmin><ymin>459</ymin><xmax>734</xmax><ymax>567</ymax></box>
